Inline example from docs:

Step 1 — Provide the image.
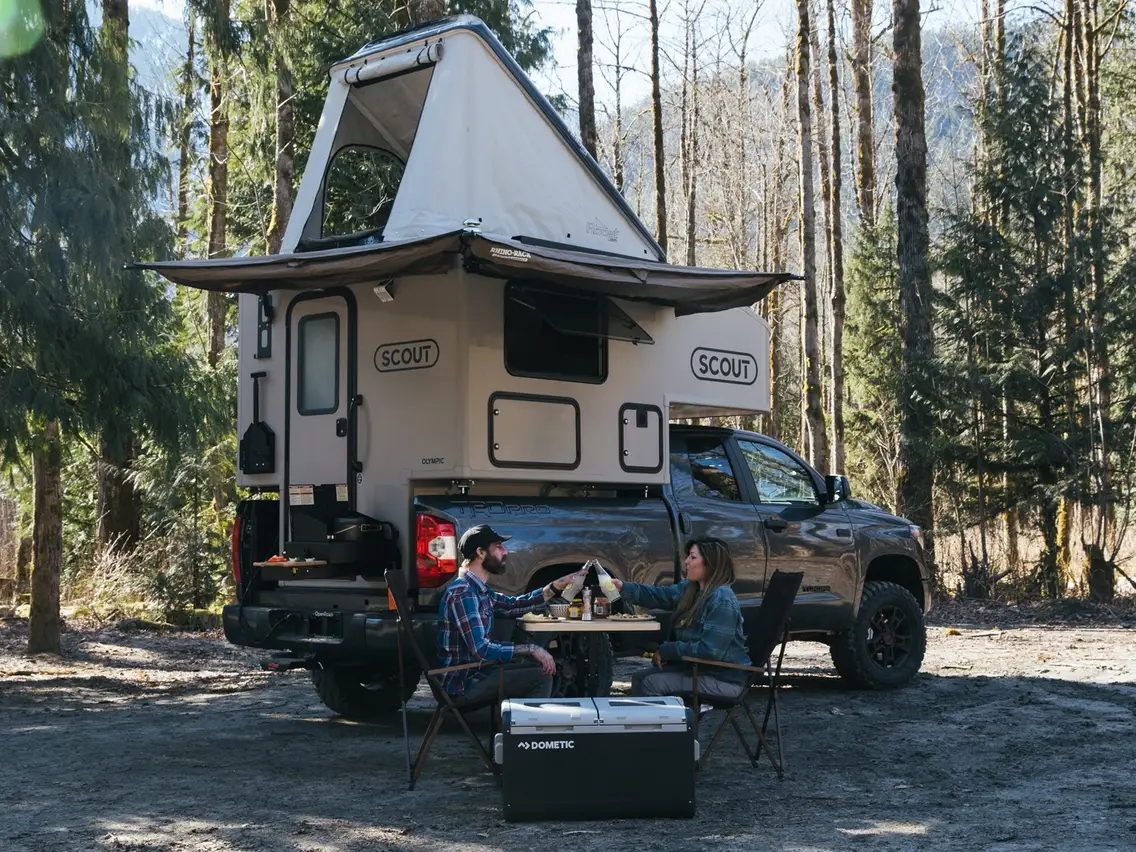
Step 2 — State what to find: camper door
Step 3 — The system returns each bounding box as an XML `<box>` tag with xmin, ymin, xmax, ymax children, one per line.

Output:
<box><xmin>286</xmin><ymin>291</ymin><xmax>357</xmax><ymax>525</ymax></box>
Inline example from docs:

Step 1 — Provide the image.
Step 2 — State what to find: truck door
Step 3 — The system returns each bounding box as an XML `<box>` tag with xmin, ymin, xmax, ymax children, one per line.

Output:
<box><xmin>668</xmin><ymin>432</ymin><xmax>768</xmax><ymax>605</ymax></box>
<box><xmin>733</xmin><ymin>437</ymin><xmax>856</xmax><ymax>631</ymax></box>
<box><xmin>285</xmin><ymin>291</ymin><xmax>357</xmax><ymax>535</ymax></box>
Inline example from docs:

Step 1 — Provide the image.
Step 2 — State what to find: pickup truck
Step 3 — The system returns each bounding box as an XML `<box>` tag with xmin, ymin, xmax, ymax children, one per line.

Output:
<box><xmin>230</xmin><ymin>424</ymin><xmax>934</xmax><ymax>718</ymax></box>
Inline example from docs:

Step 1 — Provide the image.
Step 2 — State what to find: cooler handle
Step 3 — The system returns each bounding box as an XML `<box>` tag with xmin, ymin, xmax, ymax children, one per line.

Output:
<box><xmin>493</xmin><ymin>733</ymin><xmax>504</xmax><ymax>765</ymax></box>
<box><xmin>693</xmin><ymin>740</ymin><xmax>700</xmax><ymax>762</ymax></box>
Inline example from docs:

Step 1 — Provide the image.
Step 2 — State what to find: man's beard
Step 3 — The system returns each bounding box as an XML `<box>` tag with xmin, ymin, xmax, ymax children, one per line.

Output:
<box><xmin>483</xmin><ymin>552</ymin><xmax>508</xmax><ymax>575</ymax></box>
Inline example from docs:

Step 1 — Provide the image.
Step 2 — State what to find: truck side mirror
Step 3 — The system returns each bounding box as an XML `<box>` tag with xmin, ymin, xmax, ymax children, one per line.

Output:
<box><xmin>825</xmin><ymin>474</ymin><xmax>851</xmax><ymax>503</ymax></box>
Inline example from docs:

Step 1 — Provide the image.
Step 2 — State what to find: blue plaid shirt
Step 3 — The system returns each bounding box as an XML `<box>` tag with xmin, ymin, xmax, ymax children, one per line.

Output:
<box><xmin>437</xmin><ymin>571</ymin><xmax>546</xmax><ymax>696</ymax></box>
<box><xmin>621</xmin><ymin>581</ymin><xmax>752</xmax><ymax>683</ymax></box>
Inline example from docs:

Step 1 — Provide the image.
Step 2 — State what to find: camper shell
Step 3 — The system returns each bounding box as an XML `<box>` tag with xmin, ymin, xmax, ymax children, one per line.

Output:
<box><xmin>142</xmin><ymin>15</ymin><xmax>796</xmax><ymax>575</ymax></box>
<box><xmin>139</xmin><ymin>18</ymin><xmax>938</xmax><ymax>710</ymax></box>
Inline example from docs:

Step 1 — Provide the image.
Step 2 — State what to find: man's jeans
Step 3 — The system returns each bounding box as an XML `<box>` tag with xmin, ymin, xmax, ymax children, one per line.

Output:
<box><xmin>459</xmin><ymin>660</ymin><xmax>553</xmax><ymax>704</ymax></box>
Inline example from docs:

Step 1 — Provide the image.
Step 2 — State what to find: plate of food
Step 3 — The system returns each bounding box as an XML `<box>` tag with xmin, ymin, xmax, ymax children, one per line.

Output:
<box><xmin>608</xmin><ymin>613</ymin><xmax>655</xmax><ymax>621</ymax></box>
<box><xmin>522</xmin><ymin>612</ymin><xmax>562</xmax><ymax>621</ymax></box>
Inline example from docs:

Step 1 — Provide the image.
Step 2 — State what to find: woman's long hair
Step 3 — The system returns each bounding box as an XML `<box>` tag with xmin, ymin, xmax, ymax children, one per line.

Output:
<box><xmin>672</xmin><ymin>537</ymin><xmax>736</xmax><ymax>628</ymax></box>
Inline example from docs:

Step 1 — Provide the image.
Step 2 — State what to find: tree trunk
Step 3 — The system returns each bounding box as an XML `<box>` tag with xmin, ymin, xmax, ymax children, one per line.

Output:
<box><xmin>796</xmin><ymin>0</ymin><xmax>828</xmax><ymax>471</ymax></box>
<box><xmin>808</xmin><ymin>6</ymin><xmax>833</xmax><ymax>300</ymax></box>
<box><xmin>96</xmin><ymin>431</ymin><xmax>140</xmax><ymax>554</ymax></box>
<box><xmin>612</xmin><ymin>25</ymin><xmax>625</xmax><ymax>191</ymax></box>
<box><xmin>826</xmin><ymin>0</ymin><xmax>846</xmax><ymax>473</ymax></box>
<box><xmin>577</xmin><ymin>0</ymin><xmax>598</xmax><ymax>159</ymax></box>
<box><xmin>850</xmin><ymin>0</ymin><xmax>875</xmax><ymax>225</ymax></box>
<box><xmin>207</xmin><ymin>21</ymin><xmax>230</xmax><ymax>368</ymax></box>
<box><xmin>29</xmin><ymin>420</ymin><xmax>63</xmax><ymax>655</ymax></box>
<box><xmin>407</xmin><ymin>0</ymin><xmax>445</xmax><ymax>25</ymax></box>
<box><xmin>892</xmin><ymin>0</ymin><xmax>935</xmax><ymax>551</ymax></box>
<box><xmin>649</xmin><ymin>0</ymin><xmax>667</xmax><ymax>252</ymax></box>
<box><xmin>1082</xmin><ymin>0</ymin><xmax>1111</xmax><ymax>556</ymax></box>
<box><xmin>102</xmin><ymin>0</ymin><xmax>128</xmax><ymax>62</ymax></box>
<box><xmin>15</xmin><ymin>507</ymin><xmax>31</xmax><ymax>602</ymax></box>
<box><xmin>267</xmin><ymin>0</ymin><xmax>294</xmax><ymax>254</ymax></box>
<box><xmin>176</xmin><ymin>10</ymin><xmax>195</xmax><ymax>256</ymax></box>
<box><xmin>686</xmin><ymin>55</ymin><xmax>699</xmax><ymax>267</ymax></box>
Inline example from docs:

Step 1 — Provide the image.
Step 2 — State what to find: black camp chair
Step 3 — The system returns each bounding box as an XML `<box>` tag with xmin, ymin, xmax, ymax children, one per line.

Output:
<box><xmin>386</xmin><ymin>566</ymin><xmax>505</xmax><ymax>790</ymax></box>
<box><xmin>684</xmin><ymin>569</ymin><xmax>803</xmax><ymax>778</ymax></box>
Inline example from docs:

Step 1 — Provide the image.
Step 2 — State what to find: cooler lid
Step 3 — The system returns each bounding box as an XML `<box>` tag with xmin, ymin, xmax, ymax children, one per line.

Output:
<box><xmin>501</xmin><ymin>698</ymin><xmax>598</xmax><ymax>728</ymax></box>
<box><xmin>593</xmin><ymin>696</ymin><xmax>690</xmax><ymax>726</ymax></box>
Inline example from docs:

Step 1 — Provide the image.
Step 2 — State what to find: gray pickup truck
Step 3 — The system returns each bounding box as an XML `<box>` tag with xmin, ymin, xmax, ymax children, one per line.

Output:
<box><xmin>230</xmin><ymin>424</ymin><xmax>933</xmax><ymax>717</ymax></box>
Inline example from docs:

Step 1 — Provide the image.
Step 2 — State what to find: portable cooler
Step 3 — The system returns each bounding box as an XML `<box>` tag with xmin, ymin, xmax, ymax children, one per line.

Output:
<box><xmin>494</xmin><ymin>696</ymin><xmax>698</xmax><ymax>821</ymax></box>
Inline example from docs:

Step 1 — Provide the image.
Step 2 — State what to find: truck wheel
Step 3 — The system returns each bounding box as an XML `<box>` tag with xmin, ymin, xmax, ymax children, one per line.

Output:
<box><xmin>830</xmin><ymin>581</ymin><xmax>926</xmax><ymax>689</ymax></box>
<box><xmin>550</xmin><ymin>634</ymin><xmax>615</xmax><ymax>697</ymax></box>
<box><xmin>311</xmin><ymin>664</ymin><xmax>421</xmax><ymax>719</ymax></box>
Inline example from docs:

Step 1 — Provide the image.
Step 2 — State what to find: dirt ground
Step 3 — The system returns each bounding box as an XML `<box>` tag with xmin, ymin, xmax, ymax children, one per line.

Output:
<box><xmin>2</xmin><ymin>600</ymin><xmax>1135</xmax><ymax>852</ymax></box>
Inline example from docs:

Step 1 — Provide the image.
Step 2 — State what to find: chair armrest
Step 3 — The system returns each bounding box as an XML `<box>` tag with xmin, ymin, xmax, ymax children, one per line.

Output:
<box><xmin>427</xmin><ymin>660</ymin><xmax>503</xmax><ymax>676</ymax></box>
<box><xmin>681</xmin><ymin>656</ymin><xmax>765</xmax><ymax>674</ymax></box>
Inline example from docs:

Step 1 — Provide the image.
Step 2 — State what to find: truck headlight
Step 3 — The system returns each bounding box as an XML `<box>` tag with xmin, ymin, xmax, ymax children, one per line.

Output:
<box><xmin>908</xmin><ymin>525</ymin><xmax>923</xmax><ymax>545</ymax></box>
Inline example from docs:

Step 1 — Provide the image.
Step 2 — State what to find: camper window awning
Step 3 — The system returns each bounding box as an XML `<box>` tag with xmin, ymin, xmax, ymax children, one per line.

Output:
<box><xmin>130</xmin><ymin>230</ymin><xmax>800</xmax><ymax>317</ymax></box>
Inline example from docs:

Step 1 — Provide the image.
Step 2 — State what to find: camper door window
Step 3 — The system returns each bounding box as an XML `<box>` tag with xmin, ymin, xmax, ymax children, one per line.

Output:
<box><xmin>297</xmin><ymin>313</ymin><xmax>340</xmax><ymax>415</ymax></box>
<box><xmin>503</xmin><ymin>283</ymin><xmax>607</xmax><ymax>384</ymax></box>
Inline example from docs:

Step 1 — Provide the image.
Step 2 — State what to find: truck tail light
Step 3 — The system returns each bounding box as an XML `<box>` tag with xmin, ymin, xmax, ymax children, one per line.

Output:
<box><xmin>231</xmin><ymin>516</ymin><xmax>243</xmax><ymax>588</ymax></box>
<box><xmin>416</xmin><ymin>514</ymin><xmax>457</xmax><ymax>588</ymax></box>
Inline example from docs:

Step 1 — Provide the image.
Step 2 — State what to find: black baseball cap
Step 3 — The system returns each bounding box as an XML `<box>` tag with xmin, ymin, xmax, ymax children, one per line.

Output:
<box><xmin>458</xmin><ymin>524</ymin><xmax>512</xmax><ymax>559</ymax></box>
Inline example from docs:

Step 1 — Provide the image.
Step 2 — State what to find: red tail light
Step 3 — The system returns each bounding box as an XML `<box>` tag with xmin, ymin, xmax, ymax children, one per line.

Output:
<box><xmin>231</xmin><ymin>516</ymin><xmax>242</xmax><ymax>588</ymax></box>
<box><xmin>416</xmin><ymin>514</ymin><xmax>457</xmax><ymax>588</ymax></box>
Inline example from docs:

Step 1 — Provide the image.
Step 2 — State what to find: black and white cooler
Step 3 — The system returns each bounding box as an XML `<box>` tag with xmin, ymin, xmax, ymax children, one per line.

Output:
<box><xmin>494</xmin><ymin>696</ymin><xmax>698</xmax><ymax>821</ymax></box>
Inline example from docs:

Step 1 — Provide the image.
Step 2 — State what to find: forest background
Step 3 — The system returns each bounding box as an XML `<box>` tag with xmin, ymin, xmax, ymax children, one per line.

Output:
<box><xmin>2</xmin><ymin>0</ymin><xmax>1135</xmax><ymax>653</ymax></box>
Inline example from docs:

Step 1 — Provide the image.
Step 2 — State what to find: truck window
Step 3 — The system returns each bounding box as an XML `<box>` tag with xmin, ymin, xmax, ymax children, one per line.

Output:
<box><xmin>737</xmin><ymin>440</ymin><xmax>819</xmax><ymax>505</ymax></box>
<box><xmin>503</xmin><ymin>284</ymin><xmax>607</xmax><ymax>383</ymax></box>
<box><xmin>683</xmin><ymin>436</ymin><xmax>741</xmax><ymax>502</ymax></box>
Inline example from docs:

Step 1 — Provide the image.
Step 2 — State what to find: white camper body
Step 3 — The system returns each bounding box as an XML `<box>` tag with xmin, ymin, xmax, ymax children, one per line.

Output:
<box><xmin>141</xmin><ymin>17</ymin><xmax>792</xmax><ymax>563</ymax></box>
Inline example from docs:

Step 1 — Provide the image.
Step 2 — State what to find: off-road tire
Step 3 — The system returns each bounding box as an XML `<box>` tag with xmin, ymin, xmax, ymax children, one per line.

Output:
<box><xmin>311</xmin><ymin>664</ymin><xmax>421</xmax><ymax>719</ymax></box>
<box><xmin>830</xmin><ymin>580</ymin><xmax>926</xmax><ymax>689</ymax></box>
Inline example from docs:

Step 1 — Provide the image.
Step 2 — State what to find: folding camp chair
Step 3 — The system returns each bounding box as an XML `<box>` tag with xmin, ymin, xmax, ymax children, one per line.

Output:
<box><xmin>684</xmin><ymin>569</ymin><xmax>803</xmax><ymax>779</ymax></box>
<box><xmin>385</xmin><ymin>566</ymin><xmax>505</xmax><ymax>790</ymax></box>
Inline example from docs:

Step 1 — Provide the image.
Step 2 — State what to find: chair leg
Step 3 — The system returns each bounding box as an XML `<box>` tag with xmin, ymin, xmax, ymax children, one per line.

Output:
<box><xmin>410</xmin><ymin>707</ymin><xmax>446</xmax><ymax>790</ymax></box>
<box><xmin>451</xmin><ymin>707</ymin><xmax>499</xmax><ymax>779</ymax></box>
<box><xmin>698</xmin><ymin>703</ymin><xmax>743</xmax><ymax>770</ymax></box>
<box><xmin>730</xmin><ymin>713</ymin><xmax>759</xmax><ymax>766</ymax></box>
<box><xmin>745</xmin><ymin>698</ymin><xmax>782</xmax><ymax>777</ymax></box>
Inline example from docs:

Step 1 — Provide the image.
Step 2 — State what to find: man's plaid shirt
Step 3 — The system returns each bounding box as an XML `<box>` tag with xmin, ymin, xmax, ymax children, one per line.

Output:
<box><xmin>436</xmin><ymin>570</ymin><xmax>547</xmax><ymax>696</ymax></box>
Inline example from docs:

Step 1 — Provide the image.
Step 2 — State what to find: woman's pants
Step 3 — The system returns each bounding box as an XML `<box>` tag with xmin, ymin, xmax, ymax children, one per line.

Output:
<box><xmin>630</xmin><ymin>662</ymin><xmax>743</xmax><ymax>700</ymax></box>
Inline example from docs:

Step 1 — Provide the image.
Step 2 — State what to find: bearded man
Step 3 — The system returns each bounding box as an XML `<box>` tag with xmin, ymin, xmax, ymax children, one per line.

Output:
<box><xmin>436</xmin><ymin>524</ymin><xmax>584</xmax><ymax>701</ymax></box>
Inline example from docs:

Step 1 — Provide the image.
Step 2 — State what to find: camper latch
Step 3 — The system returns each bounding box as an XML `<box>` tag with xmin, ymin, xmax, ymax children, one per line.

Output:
<box><xmin>336</xmin><ymin>418</ymin><xmax>348</xmax><ymax>437</ymax></box>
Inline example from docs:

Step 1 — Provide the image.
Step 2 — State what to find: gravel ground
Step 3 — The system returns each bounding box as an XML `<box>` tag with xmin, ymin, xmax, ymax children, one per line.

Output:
<box><xmin>1</xmin><ymin>600</ymin><xmax>1134</xmax><ymax>852</ymax></box>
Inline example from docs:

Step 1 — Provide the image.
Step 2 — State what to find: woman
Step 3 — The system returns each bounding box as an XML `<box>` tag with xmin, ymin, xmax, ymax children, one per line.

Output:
<box><xmin>610</xmin><ymin>537</ymin><xmax>751</xmax><ymax>699</ymax></box>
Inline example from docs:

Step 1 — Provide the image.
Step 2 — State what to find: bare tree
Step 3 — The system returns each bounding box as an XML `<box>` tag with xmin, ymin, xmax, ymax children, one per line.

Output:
<box><xmin>826</xmin><ymin>0</ymin><xmax>846</xmax><ymax>473</ymax></box>
<box><xmin>206</xmin><ymin>1</ymin><xmax>230</xmax><ymax>368</ymax></box>
<box><xmin>893</xmin><ymin>0</ymin><xmax>935</xmax><ymax>552</ymax></box>
<box><xmin>850</xmin><ymin>0</ymin><xmax>875</xmax><ymax>225</ymax></box>
<box><xmin>796</xmin><ymin>0</ymin><xmax>828</xmax><ymax>470</ymax></box>
<box><xmin>267</xmin><ymin>0</ymin><xmax>294</xmax><ymax>254</ymax></box>
<box><xmin>577</xmin><ymin>0</ymin><xmax>599</xmax><ymax>158</ymax></box>
<box><xmin>649</xmin><ymin>0</ymin><xmax>668</xmax><ymax>252</ymax></box>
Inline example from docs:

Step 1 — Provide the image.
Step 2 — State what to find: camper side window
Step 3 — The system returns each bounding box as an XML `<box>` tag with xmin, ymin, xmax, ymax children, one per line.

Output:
<box><xmin>503</xmin><ymin>284</ymin><xmax>607</xmax><ymax>383</ymax></box>
<box><xmin>297</xmin><ymin>313</ymin><xmax>340</xmax><ymax>415</ymax></box>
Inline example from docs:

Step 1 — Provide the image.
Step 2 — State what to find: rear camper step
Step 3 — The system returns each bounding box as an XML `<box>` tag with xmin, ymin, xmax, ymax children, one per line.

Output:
<box><xmin>260</xmin><ymin>653</ymin><xmax>317</xmax><ymax>673</ymax></box>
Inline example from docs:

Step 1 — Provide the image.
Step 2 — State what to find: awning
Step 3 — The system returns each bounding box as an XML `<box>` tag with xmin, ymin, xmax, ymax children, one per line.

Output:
<box><xmin>130</xmin><ymin>230</ymin><xmax>799</xmax><ymax>317</ymax></box>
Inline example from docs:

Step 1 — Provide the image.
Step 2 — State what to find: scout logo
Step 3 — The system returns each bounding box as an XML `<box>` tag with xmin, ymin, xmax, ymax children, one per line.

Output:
<box><xmin>690</xmin><ymin>347</ymin><xmax>758</xmax><ymax>386</ymax></box>
<box><xmin>375</xmin><ymin>339</ymin><xmax>439</xmax><ymax>373</ymax></box>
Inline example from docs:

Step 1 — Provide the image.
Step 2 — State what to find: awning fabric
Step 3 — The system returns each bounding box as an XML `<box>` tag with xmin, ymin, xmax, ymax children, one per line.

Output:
<box><xmin>130</xmin><ymin>230</ymin><xmax>799</xmax><ymax>317</ymax></box>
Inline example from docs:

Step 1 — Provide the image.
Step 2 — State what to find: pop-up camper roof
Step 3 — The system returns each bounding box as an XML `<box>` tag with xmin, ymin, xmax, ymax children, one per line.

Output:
<box><xmin>137</xmin><ymin>15</ymin><xmax>797</xmax><ymax>313</ymax></box>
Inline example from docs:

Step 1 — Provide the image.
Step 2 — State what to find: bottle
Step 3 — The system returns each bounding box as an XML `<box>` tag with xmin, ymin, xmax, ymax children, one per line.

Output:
<box><xmin>560</xmin><ymin>560</ymin><xmax>590</xmax><ymax>603</ymax></box>
<box><xmin>582</xmin><ymin>587</ymin><xmax>593</xmax><ymax>621</ymax></box>
<box><xmin>594</xmin><ymin>562</ymin><xmax>621</xmax><ymax>604</ymax></box>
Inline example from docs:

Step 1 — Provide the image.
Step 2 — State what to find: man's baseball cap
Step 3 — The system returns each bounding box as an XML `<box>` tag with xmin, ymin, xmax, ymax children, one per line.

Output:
<box><xmin>458</xmin><ymin>524</ymin><xmax>512</xmax><ymax>559</ymax></box>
